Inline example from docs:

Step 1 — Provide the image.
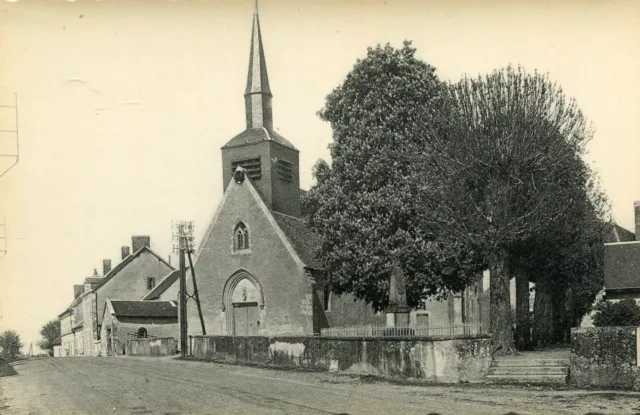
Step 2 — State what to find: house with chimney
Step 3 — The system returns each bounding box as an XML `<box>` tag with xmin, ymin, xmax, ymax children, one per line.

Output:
<box><xmin>58</xmin><ymin>271</ymin><xmax>103</xmax><ymax>357</ymax></box>
<box><xmin>57</xmin><ymin>235</ymin><xmax>176</xmax><ymax>356</ymax></box>
<box><xmin>603</xmin><ymin>201</ymin><xmax>640</xmax><ymax>303</ymax></box>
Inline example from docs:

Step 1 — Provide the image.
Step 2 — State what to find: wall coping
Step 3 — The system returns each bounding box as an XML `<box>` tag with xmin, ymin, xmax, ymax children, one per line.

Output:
<box><xmin>127</xmin><ymin>337</ymin><xmax>175</xmax><ymax>342</ymax></box>
<box><xmin>190</xmin><ymin>334</ymin><xmax>491</xmax><ymax>342</ymax></box>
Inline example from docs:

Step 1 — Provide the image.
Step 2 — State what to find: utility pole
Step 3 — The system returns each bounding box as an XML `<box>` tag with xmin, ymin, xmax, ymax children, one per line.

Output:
<box><xmin>173</xmin><ymin>221</ymin><xmax>189</xmax><ymax>357</ymax></box>
<box><xmin>172</xmin><ymin>220</ymin><xmax>205</xmax><ymax>356</ymax></box>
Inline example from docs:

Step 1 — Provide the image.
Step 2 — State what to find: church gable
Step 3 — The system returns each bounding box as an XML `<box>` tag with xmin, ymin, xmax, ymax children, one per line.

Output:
<box><xmin>189</xmin><ymin>168</ymin><xmax>318</xmax><ymax>335</ymax></box>
<box><xmin>195</xmin><ymin>168</ymin><xmax>305</xmax><ymax>272</ymax></box>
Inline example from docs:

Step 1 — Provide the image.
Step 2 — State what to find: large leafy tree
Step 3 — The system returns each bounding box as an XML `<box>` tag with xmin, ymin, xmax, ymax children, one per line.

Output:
<box><xmin>37</xmin><ymin>319</ymin><xmax>61</xmax><ymax>357</ymax></box>
<box><xmin>0</xmin><ymin>330</ymin><xmax>23</xmax><ymax>362</ymax></box>
<box><xmin>306</xmin><ymin>42</ymin><xmax>485</xmax><ymax>311</ymax></box>
<box><xmin>419</xmin><ymin>66</ymin><xmax>594</xmax><ymax>354</ymax></box>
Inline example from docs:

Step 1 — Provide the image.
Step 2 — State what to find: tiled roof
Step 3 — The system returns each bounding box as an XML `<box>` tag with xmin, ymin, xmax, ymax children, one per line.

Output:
<box><xmin>141</xmin><ymin>270</ymin><xmax>180</xmax><ymax>300</ymax></box>
<box><xmin>222</xmin><ymin>127</ymin><xmax>297</xmax><ymax>150</ymax></box>
<box><xmin>604</xmin><ymin>221</ymin><xmax>635</xmax><ymax>243</ymax></box>
<box><xmin>110</xmin><ymin>300</ymin><xmax>178</xmax><ymax>318</ymax></box>
<box><xmin>271</xmin><ymin>211</ymin><xmax>323</xmax><ymax>270</ymax></box>
<box><xmin>604</xmin><ymin>241</ymin><xmax>640</xmax><ymax>290</ymax></box>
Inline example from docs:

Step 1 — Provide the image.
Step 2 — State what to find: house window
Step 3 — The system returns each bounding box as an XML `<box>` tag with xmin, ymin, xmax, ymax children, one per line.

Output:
<box><xmin>323</xmin><ymin>285</ymin><xmax>331</xmax><ymax>312</ymax></box>
<box><xmin>147</xmin><ymin>277</ymin><xmax>156</xmax><ymax>290</ymax></box>
<box><xmin>234</xmin><ymin>222</ymin><xmax>250</xmax><ymax>251</ymax></box>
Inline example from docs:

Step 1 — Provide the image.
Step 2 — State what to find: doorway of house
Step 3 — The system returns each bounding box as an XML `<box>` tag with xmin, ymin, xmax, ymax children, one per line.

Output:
<box><xmin>232</xmin><ymin>302</ymin><xmax>259</xmax><ymax>336</ymax></box>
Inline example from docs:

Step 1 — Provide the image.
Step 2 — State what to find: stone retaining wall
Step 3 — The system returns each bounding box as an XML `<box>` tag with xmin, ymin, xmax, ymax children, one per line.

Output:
<box><xmin>126</xmin><ymin>337</ymin><xmax>177</xmax><ymax>357</ymax></box>
<box><xmin>191</xmin><ymin>334</ymin><xmax>492</xmax><ymax>383</ymax></box>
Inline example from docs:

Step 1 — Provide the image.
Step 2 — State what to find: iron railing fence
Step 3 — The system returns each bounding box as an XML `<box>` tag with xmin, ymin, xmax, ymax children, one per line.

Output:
<box><xmin>320</xmin><ymin>323</ymin><xmax>485</xmax><ymax>338</ymax></box>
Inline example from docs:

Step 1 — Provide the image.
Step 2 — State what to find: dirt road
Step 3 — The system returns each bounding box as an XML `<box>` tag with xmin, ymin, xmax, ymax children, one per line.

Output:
<box><xmin>1</xmin><ymin>357</ymin><xmax>638</xmax><ymax>415</ymax></box>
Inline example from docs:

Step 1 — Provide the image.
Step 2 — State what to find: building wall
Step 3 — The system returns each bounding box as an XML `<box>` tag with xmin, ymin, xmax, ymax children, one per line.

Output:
<box><xmin>95</xmin><ymin>250</ymin><xmax>174</xmax><ymax>327</ymax></box>
<box><xmin>80</xmin><ymin>294</ymin><xmax>97</xmax><ymax>356</ymax></box>
<box><xmin>100</xmin><ymin>311</ymin><xmax>178</xmax><ymax>356</ymax></box>
<box><xmin>157</xmin><ymin>279</ymin><xmax>179</xmax><ymax>302</ymax></box>
<box><xmin>74</xmin><ymin>328</ymin><xmax>84</xmax><ymax>356</ymax></box>
<box><xmin>117</xmin><ymin>318</ymin><xmax>178</xmax><ymax>340</ymax></box>
<box><xmin>60</xmin><ymin>332</ymin><xmax>74</xmax><ymax>357</ymax></box>
<box><xmin>324</xmin><ymin>292</ymin><xmax>385</xmax><ymax>329</ymax></box>
<box><xmin>187</xmin><ymin>179</ymin><xmax>311</xmax><ymax>337</ymax></box>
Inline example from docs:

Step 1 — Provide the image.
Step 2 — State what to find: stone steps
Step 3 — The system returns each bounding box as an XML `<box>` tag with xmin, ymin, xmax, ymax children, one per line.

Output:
<box><xmin>491</xmin><ymin>358</ymin><xmax>570</xmax><ymax>367</ymax></box>
<box><xmin>486</xmin><ymin>355</ymin><xmax>570</xmax><ymax>385</ymax></box>
<box><xmin>485</xmin><ymin>373</ymin><xmax>568</xmax><ymax>384</ymax></box>
<box><xmin>489</xmin><ymin>365</ymin><xmax>568</xmax><ymax>376</ymax></box>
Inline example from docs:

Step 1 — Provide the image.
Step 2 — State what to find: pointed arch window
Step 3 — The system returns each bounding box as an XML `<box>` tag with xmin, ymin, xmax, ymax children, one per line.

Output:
<box><xmin>234</xmin><ymin>222</ymin><xmax>250</xmax><ymax>252</ymax></box>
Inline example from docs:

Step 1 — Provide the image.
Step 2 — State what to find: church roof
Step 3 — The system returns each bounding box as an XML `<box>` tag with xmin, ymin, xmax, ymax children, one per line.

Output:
<box><xmin>271</xmin><ymin>211</ymin><xmax>323</xmax><ymax>270</ymax></box>
<box><xmin>222</xmin><ymin>127</ymin><xmax>297</xmax><ymax>150</ymax></box>
<box><xmin>109</xmin><ymin>300</ymin><xmax>178</xmax><ymax>318</ymax></box>
<box><xmin>604</xmin><ymin>221</ymin><xmax>635</xmax><ymax>243</ymax></box>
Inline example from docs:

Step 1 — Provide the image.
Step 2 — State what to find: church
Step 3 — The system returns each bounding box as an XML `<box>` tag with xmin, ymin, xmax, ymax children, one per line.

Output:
<box><xmin>184</xmin><ymin>4</ymin><xmax>384</xmax><ymax>337</ymax></box>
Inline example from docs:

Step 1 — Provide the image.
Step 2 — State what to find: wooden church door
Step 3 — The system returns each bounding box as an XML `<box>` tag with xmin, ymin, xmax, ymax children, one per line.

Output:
<box><xmin>233</xmin><ymin>302</ymin><xmax>259</xmax><ymax>336</ymax></box>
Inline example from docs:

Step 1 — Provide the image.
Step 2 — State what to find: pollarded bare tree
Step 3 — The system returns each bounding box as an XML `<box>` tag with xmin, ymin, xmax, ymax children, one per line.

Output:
<box><xmin>418</xmin><ymin>66</ymin><xmax>595</xmax><ymax>354</ymax></box>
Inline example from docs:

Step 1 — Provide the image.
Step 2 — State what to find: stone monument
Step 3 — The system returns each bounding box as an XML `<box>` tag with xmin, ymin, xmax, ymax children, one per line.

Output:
<box><xmin>385</xmin><ymin>265</ymin><xmax>412</xmax><ymax>327</ymax></box>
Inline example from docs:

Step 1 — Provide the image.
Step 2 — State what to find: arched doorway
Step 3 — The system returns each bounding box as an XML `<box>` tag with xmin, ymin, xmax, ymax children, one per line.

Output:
<box><xmin>222</xmin><ymin>270</ymin><xmax>264</xmax><ymax>336</ymax></box>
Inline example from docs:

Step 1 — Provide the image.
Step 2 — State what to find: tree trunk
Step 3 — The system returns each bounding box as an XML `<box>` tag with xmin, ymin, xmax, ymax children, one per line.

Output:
<box><xmin>532</xmin><ymin>279</ymin><xmax>553</xmax><ymax>348</ymax></box>
<box><xmin>515</xmin><ymin>271</ymin><xmax>531</xmax><ymax>351</ymax></box>
<box><xmin>489</xmin><ymin>250</ymin><xmax>516</xmax><ymax>355</ymax></box>
<box><xmin>552</xmin><ymin>286</ymin><xmax>573</xmax><ymax>344</ymax></box>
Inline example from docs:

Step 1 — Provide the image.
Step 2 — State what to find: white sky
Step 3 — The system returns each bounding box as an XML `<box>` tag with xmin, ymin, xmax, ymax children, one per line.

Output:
<box><xmin>0</xmin><ymin>0</ymin><xmax>639</xmax><ymax>349</ymax></box>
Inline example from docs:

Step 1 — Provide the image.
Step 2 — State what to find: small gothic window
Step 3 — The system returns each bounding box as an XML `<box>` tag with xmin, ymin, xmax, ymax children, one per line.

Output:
<box><xmin>147</xmin><ymin>277</ymin><xmax>156</xmax><ymax>290</ymax></box>
<box><xmin>137</xmin><ymin>327</ymin><xmax>147</xmax><ymax>338</ymax></box>
<box><xmin>234</xmin><ymin>222</ymin><xmax>250</xmax><ymax>251</ymax></box>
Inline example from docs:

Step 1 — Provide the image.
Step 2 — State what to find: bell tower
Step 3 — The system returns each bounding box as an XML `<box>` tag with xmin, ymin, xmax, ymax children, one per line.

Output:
<box><xmin>221</xmin><ymin>0</ymin><xmax>301</xmax><ymax>218</ymax></box>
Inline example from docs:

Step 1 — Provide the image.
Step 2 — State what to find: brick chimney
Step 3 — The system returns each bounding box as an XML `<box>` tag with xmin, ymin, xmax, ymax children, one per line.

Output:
<box><xmin>132</xmin><ymin>235</ymin><xmax>151</xmax><ymax>253</ymax></box>
<box><xmin>121</xmin><ymin>246</ymin><xmax>130</xmax><ymax>260</ymax></box>
<box><xmin>73</xmin><ymin>285</ymin><xmax>84</xmax><ymax>299</ymax></box>
<box><xmin>103</xmin><ymin>259</ymin><xmax>112</xmax><ymax>276</ymax></box>
<box><xmin>635</xmin><ymin>200</ymin><xmax>640</xmax><ymax>241</ymax></box>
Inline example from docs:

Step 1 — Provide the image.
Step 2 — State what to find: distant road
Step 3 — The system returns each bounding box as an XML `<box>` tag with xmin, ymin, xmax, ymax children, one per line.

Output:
<box><xmin>0</xmin><ymin>357</ymin><xmax>638</xmax><ymax>414</ymax></box>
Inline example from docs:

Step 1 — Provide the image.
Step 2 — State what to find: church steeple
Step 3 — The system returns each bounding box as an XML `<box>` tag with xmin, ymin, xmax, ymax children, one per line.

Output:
<box><xmin>244</xmin><ymin>0</ymin><xmax>273</xmax><ymax>129</ymax></box>
<box><xmin>221</xmin><ymin>1</ymin><xmax>301</xmax><ymax>217</ymax></box>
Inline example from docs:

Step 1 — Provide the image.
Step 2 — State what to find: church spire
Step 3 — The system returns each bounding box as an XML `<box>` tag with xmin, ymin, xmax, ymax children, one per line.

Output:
<box><xmin>244</xmin><ymin>0</ymin><xmax>273</xmax><ymax>129</ymax></box>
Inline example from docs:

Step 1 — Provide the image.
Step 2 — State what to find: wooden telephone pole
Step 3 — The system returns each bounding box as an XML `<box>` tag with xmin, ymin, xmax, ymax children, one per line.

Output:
<box><xmin>172</xmin><ymin>221</ymin><xmax>206</xmax><ymax>357</ymax></box>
